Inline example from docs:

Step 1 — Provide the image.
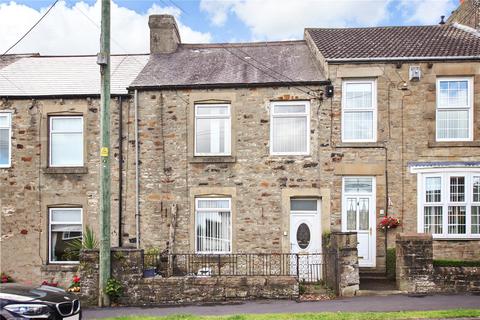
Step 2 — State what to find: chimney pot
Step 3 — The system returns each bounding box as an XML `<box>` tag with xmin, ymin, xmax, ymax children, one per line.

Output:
<box><xmin>149</xmin><ymin>15</ymin><xmax>181</xmax><ymax>54</ymax></box>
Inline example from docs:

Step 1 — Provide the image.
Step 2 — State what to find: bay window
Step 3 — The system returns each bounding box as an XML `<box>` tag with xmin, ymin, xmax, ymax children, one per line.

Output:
<box><xmin>270</xmin><ymin>101</ymin><xmax>310</xmax><ymax>155</ymax></box>
<box><xmin>436</xmin><ymin>77</ymin><xmax>473</xmax><ymax>141</ymax></box>
<box><xmin>417</xmin><ymin>169</ymin><xmax>480</xmax><ymax>238</ymax></box>
<box><xmin>49</xmin><ymin>116</ymin><xmax>84</xmax><ymax>167</ymax></box>
<box><xmin>342</xmin><ymin>79</ymin><xmax>377</xmax><ymax>142</ymax></box>
<box><xmin>195</xmin><ymin>198</ymin><xmax>231</xmax><ymax>253</ymax></box>
<box><xmin>0</xmin><ymin>112</ymin><xmax>11</xmax><ymax>167</ymax></box>
<box><xmin>49</xmin><ymin>208</ymin><xmax>83</xmax><ymax>263</ymax></box>
<box><xmin>194</xmin><ymin>104</ymin><xmax>231</xmax><ymax>156</ymax></box>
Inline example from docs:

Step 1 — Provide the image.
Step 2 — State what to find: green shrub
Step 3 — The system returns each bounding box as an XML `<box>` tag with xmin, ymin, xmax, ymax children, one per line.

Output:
<box><xmin>386</xmin><ymin>248</ymin><xmax>396</xmax><ymax>279</ymax></box>
<box><xmin>433</xmin><ymin>259</ymin><xmax>480</xmax><ymax>267</ymax></box>
<box><xmin>105</xmin><ymin>277</ymin><xmax>123</xmax><ymax>301</ymax></box>
<box><xmin>298</xmin><ymin>280</ymin><xmax>306</xmax><ymax>295</ymax></box>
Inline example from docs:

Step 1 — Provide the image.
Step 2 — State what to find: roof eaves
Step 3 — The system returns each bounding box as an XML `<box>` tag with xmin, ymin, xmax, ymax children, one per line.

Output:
<box><xmin>0</xmin><ymin>93</ymin><xmax>131</xmax><ymax>100</ymax></box>
<box><xmin>326</xmin><ymin>56</ymin><xmax>480</xmax><ymax>63</ymax></box>
<box><xmin>128</xmin><ymin>80</ymin><xmax>330</xmax><ymax>91</ymax></box>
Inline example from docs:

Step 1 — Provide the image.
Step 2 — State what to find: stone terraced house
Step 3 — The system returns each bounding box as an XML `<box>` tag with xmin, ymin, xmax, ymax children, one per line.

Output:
<box><xmin>1</xmin><ymin>2</ymin><xmax>480</xmax><ymax>293</ymax></box>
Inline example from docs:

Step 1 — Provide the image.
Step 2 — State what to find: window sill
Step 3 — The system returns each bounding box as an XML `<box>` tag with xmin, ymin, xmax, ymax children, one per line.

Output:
<box><xmin>43</xmin><ymin>167</ymin><xmax>88</xmax><ymax>174</ymax></box>
<box><xmin>432</xmin><ymin>236</ymin><xmax>480</xmax><ymax>241</ymax></box>
<box><xmin>335</xmin><ymin>142</ymin><xmax>385</xmax><ymax>148</ymax></box>
<box><xmin>189</xmin><ymin>156</ymin><xmax>236</xmax><ymax>164</ymax></box>
<box><xmin>41</xmin><ymin>264</ymin><xmax>79</xmax><ymax>272</ymax></box>
<box><xmin>428</xmin><ymin>141</ymin><xmax>480</xmax><ymax>148</ymax></box>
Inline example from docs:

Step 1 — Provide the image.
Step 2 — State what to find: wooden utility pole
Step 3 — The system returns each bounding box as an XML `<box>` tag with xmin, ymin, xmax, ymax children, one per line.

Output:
<box><xmin>97</xmin><ymin>0</ymin><xmax>111</xmax><ymax>307</ymax></box>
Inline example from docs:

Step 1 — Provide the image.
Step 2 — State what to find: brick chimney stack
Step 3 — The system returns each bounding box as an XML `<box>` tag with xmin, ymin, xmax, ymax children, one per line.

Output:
<box><xmin>149</xmin><ymin>15</ymin><xmax>181</xmax><ymax>54</ymax></box>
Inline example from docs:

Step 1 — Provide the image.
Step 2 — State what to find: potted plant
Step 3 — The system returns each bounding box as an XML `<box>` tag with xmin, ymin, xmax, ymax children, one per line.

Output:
<box><xmin>1</xmin><ymin>273</ymin><xmax>14</xmax><ymax>283</ymax></box>
<box><xmin>67</xmin><ymin>275</ymin><xmax>81</xmax><ymax>293</ymax></box>
<box><xmin>378</xmin><ymin>216</ymin><xmax>401</xmax><ymax>231</ymax></box>
<box><xmin>143</xmin><ymin>247</ymin><xmax>160</xmax><ymax>278</ymax></box>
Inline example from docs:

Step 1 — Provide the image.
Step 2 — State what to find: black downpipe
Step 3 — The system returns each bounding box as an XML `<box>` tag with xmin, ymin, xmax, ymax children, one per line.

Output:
<box><xmin>118</xmin><ymin>96</ymin><xmax>123</xmax><ymax>247</ymax></box>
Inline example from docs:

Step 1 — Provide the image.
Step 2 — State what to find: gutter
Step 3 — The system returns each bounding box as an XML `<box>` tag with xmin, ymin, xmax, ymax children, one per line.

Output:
<box><xmin>128</xmin><ymin>80</ymin><xmax>331</xmax><ymax>92</ymax></box>
<box><xmin>326</xmin><ymin>56</ymin><xmax>480</xmax><ymax>64</ymax></box>
<box><xmin>134</xmin><ymin>89</ymin><xmax>140</xmax><ymax>249</ymax></box>
<box><xmin>0</xmin><ymin>93</ymin><xmax>131</xmax><ymax>100</ymax></box>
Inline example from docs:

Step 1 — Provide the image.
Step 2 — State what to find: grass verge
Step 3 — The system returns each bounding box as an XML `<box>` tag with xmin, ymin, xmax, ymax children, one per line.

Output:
<box><xmin>103</xmin><ymin>308</ymin><xmax>480</xmax><ymax>320</ymax></box>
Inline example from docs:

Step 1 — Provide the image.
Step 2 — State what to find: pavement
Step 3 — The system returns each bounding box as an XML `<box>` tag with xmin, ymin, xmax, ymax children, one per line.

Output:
<box><xmin>83</xmin><ymin>294</ymin><xmax>480</xmax><ymax>319</ymax></box>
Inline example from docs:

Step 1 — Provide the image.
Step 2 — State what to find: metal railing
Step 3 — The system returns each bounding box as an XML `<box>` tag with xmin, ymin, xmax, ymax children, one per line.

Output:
<box><xmin>143</xmin><ymin>253</ymin><xmax>324</xmax><ymax>282</ymax></box>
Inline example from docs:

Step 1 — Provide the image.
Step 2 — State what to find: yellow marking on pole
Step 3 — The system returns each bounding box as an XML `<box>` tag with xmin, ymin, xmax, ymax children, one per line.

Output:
<box><xmin>101</xmin><ymin>147</ymin><xmax>109</xmax><ymax>157</ymax></box>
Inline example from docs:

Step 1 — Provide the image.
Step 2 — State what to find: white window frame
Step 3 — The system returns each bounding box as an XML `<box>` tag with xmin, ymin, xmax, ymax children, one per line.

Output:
<box><xmin>48</xmin><ymin>207</ymin><xmax>83</xmax><ymax>264</ymax></box>
<box><xmin>269</xmin><ymin>101</ymin><xmax>310</xmax><ymax>156</ymax></box>
<box><xmin>0</xmin><ymin>111</ymin><xmax>12</xmax><ymax>168</ymax></box>
<box><xmin>194</xmin><ymin>104</ymin><xmax>231</xmax><ymax>156</ymax></box>
<box><xmin>49</xmin><ymin>116</ymin><xmax>84</xmax><ymax>167</ymax></box>
<box><xmin>436</xmin><ymin>77</ymin><xmax>474</xmax><ymax>142</ymax></box>
<box><xmin>195</xmin><ymin>197</ymin><xmax>232</xmax><ymax>254</ymax></box>
<box><xmin>414</xmin><ymin>168</ymin><xmax>480</xmax><ymax>239</ymax></box>
<box><xmin>341</xmin><ymin>79</ymin><xmax>377</xmax><ymax>143</ymax></box>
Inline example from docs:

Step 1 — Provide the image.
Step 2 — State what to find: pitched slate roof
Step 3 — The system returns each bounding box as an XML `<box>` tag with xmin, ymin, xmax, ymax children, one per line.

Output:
<box><xmin>130</xmin><ymin>41</ymin><xmax>326</xmax><ymax>89</ymax></box>
<box><xmin>306</xmin><ymin>24</ymin><xmax>480</xmax><ymax>62</ymax></box>
<box><xmin>0</xmin><ymin>54</ymin><xmax>149</xmax><ymax>97</ymax></box>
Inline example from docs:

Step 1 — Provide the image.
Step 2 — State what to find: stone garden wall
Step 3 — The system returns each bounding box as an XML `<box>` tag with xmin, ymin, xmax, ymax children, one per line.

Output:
<box><xmin>396</xmin><ymin>233</ymin><xmax>480</xmax><ymax>293</ymax></box>
<box><xmin>78</xmin><ymin>248</ymin><xmax>298</xmax><ymax>306</ymax></box>
<box><xmin>78</xmin><ymin>233</ymin><xmax>361</xmax><ymax>306</ymax></box>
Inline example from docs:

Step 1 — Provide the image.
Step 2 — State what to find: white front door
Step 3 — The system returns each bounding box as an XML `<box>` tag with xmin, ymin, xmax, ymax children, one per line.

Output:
<box><xmin>290</xmin><ymin>199</ymin><xmax>322</xmax><ymax>281</ymax></box>
<box><xmin>342</xmin><ymin>177</ymin><xmax>376</xmax><ymax>267</ymax></box>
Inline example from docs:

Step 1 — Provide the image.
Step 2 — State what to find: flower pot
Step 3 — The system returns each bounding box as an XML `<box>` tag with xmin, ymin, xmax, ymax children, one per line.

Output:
<box><xmin>143</xmin><ymin>268</ymin><xmax>156</xmax><ymax>278</ymax></box>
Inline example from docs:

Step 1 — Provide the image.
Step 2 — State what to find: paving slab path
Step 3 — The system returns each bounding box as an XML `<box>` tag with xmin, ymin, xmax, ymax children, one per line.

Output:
<box><xmin>84</xmin><ymin>294</ymin><xmax>480</xmax><ymax>319</ymax></box>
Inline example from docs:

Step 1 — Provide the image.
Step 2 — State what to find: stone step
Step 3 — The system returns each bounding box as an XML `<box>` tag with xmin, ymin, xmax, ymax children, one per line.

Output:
<box><xmin>359</xmin><ymin>278</ymin><xmax>397</xmax><ymax>291</ymax></box>
<box><xmin>359</xmin><ymin>271</ymin><xmax>389</xmax><ymax>280</ymax></box>
<box><xmin>355</xmin><ymin>289</ymin><xmax>406</xmax><ymax>297</ymax></box>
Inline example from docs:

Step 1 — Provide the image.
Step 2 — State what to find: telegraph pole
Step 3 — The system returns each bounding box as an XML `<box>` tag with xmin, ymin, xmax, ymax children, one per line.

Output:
<box><xmin>98</xmin><ymin>0</ymin><xmax>111</xmax><ymax>307</ymax></box>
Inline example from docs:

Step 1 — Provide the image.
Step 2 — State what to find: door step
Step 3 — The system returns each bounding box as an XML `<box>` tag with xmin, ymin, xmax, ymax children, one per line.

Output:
<box><xmin>355</xmin><ymin>289</ymin><xmax>406</xmax><ymax>297</ymax></box>
<box><xmin>359</xmin><ymin>278</ymin><xmax>397</xmax><ymax>291</ymax></box>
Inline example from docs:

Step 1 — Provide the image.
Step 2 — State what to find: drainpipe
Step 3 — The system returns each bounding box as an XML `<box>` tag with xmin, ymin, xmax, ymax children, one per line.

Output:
<box><xmin>118</xmin><ymin>96</ymin><xmax>123</xmax><ymax>247</ymax></box>
<box><xmin>134</xmin><ymin>89</ymin><xmax>140</xmax><ymax>249</ymax></box>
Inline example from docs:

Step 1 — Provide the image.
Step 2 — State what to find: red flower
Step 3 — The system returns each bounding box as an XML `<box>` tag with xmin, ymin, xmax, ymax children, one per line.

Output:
<box><xmin>378</xmin><ymin>216</ymin><xmax>401</xmax><ymax>230</ymax></box>
<box><xmin>73</xmin><ymin>276</ymin><xmax>80</xmax><ymax>283</ymax></box>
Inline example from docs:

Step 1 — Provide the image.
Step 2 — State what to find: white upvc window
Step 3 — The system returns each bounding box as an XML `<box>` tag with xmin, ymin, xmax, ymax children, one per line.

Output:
<box><xmin>0</xmin><ymin>112</ymin><xmax>12</xmax><ymax>168</ymax></box>
<box><xmin>416</xmin><ymin>168</ymin><xmax>480</xmax><ymax>239</ymax></box>
<box><xmin>342</xmin><ymin>79</ymin><xmax>377</xmax><ymax>142</ymax></box>
<box><xmin>49</xmin><ymin>116</ymin><xmax>84</xmax><ymax>167</ymax></box>
<box><xmin>436</xmin><ymin>77</ymin><xmax>473</xmax><ymax>141</ymax></box>
<box><xmin>194</xmin><ymin>104</ymin><xmax>231</xmax><ymax>156</ymax></box>
<box><xmin>49</xmin><ymin>208</ymin><xmax>83</xmax><ymax>264</ymax></box>
<box><xmin>270</xmin><ymin>101</ymin><xmax>310</xmax><ymax>155</ymax></box>
<box><xmin>195</xmin><ymin>198</ymin><xmax>231</xmax><ymax>254</ymax></box>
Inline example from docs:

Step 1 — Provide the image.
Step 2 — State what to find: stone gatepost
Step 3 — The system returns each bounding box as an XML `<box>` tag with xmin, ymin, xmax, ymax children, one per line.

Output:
<box><xmin>78</xmin><ymin>249</ymin><xmax>99</xmax><ymax>306</ymax></box>
<box><xmin>396</xmin><ymin>233</ymin><xmax>436</xmax><ymax>293</ymax></box>
<box><xmin>323</xmin><ymin>232</ymin><xmax>359</xmax><ymax>297</ymax></box>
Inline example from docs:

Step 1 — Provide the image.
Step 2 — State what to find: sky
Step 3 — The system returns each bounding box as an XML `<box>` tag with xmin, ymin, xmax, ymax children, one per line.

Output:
<box><xmin>0</xmin><ymin>0</ymin><xmax>460</xmax><ymax>55</ymax></box>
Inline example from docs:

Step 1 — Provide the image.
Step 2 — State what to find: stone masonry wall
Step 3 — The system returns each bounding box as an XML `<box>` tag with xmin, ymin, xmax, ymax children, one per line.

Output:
<box><xmin>323</xmin><ymin>232</ymin><xmax>359</xmax><ymax>296</ymax></box>
<box><xmin>396</xmin><ymin>233</ymin><xmax>480</xmax><ymax>293</ymax></box>
<box><xmin>447</xmin><ymin>0</ymin><xmax>480</xmax><ymax>29</ymax></box>
<box><xmin>0</xmin><ymin>97</ymin><xmax>126</xmax><ymax>287</ymax></box>
<box><xmin>129</xmin><ymin>87</ymin><xmax>328</xmax><ymax>255</ymax></box>
<box><xmin>79</xmin><ymin>248</ymin><xmax>298</xmax><ymax>306</ymax></box>
<box><xmin>3</xmin><ymin>59</ymin><xmax>480</xmax><ymax>286</ymax></box>
<box><xmin>325</xmin><ymin>61</ymin><xmax>480</xmax><ymax>271</ymax></box>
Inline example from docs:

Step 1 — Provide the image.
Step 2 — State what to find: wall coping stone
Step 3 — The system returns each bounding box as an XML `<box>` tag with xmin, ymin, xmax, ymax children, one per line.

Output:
<box><xmin>396</xmin><ymin>233</ymin><xmax>432</xmax><ymax>241</ymax></box>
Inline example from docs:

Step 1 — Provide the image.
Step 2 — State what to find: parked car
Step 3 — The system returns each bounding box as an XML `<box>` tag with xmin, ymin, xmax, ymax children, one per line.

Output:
<box><xmin>0</xmin><ymin>283</ymin><xmax>81</xmax><ymax>320</ymax></box>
